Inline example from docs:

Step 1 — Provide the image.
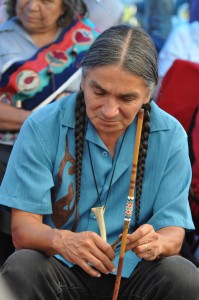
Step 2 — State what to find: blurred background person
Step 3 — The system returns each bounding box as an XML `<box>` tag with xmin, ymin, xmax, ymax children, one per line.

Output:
<box><xmin>173</xmin><ymin>0</ymin><xmax>189</xmax><ymax>27</ymax></box>
<box><xmin>156</xmin><ymin>0</ymin><xmax>199</xmax><ymax>266</ymax></box>
<box><xmin>142</xmin><ymin>0</ymin><xmax>175</xmax><ymax>53</ymax></box>
<box><xmin>158</xmin><ymin>0</ymin><xmax>198</xmax><ymax>78</ymax></box>
<box><xmin>0</xmin><ymin>0</ymin><xmax>7</xmax><ymax>23</ymax></box>
<box><xmin>189</xmin><ymin>0</ymin><xmax>199</xmax><ymax>22</ymax></box>
<box><xmin>120</xmin><ymin>0</ymin><xmax>190</xmax><ymax>53</ymax></box>
<box><xmin>0</xmin><ymin>0</ymin><xmax>99</xmax><ymax>266</ymax></box>
<box><xmin>84</xmin><ymin>0</ymin><xmax>124</xmax><ymax>31</ymax></box>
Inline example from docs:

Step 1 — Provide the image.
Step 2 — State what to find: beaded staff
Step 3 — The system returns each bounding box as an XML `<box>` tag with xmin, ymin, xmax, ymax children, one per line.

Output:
<box><xmin>112</xmin><ymin>108</ymin><xmax>144</xmax><ymax>300</ymax></box>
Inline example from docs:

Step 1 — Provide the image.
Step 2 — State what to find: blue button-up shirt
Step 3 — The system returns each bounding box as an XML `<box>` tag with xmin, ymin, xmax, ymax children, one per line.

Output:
<box><xmin>0</xmin><ymin>93</ymin><xmax>194</xmax><ymax>277</ymax></box>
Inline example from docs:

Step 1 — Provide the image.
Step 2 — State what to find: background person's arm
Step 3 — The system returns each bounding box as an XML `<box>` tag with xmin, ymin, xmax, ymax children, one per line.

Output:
<box><xmin>0</xmin><ymin>103</ymin><xmax>31</xmax><ymax>131</ymax></box>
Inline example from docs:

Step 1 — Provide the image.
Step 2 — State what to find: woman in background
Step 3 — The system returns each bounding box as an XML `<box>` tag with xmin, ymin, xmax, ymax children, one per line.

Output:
<box><xmin>0</xmin><ymin>0</ymin><xmax>99</xmax><ymax>266</ymax></box>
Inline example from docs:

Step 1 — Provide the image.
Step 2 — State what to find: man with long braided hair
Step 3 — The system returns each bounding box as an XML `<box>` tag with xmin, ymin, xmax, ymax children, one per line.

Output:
<box><xmin>0</xmin><ymin>25</ymin><xmax>199</xmax><ymax>299</ymax></box>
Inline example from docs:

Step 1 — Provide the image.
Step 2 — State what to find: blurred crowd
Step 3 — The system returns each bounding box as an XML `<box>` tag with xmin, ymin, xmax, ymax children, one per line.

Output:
<box><xmin>0</xmin><ymin>0</ymin><xmax>193</xmax><ymax>49</ymax></box>
<box><xmin>0</xmin><ymin>0</ymin><xmax>198</xmax><ymax>268</ymax></box>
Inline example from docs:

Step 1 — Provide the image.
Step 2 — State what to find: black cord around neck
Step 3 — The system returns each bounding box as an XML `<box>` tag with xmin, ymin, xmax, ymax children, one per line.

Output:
<box><xmin>87</xmin><ymin>130</ymin><xmax>127</xmax><ymax>208</ymax></box>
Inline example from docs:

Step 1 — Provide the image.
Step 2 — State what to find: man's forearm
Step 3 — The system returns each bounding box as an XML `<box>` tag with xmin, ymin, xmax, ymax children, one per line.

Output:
<box><xmin>0</xmin><ymin>103</ymin><xmax>31</xmax><ymax>131</ymax></box>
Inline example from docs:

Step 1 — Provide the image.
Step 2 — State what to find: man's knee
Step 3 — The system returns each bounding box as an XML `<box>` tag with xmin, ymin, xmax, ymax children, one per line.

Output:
<box><xmin>161</xmin><ymin>255</ymin><xmax>198</xmax><ymax>276</ymax></box>
<box><xmin>129</xmin><ymin>256</ymin><xmax>199</xmax><ymax>299</ymax></box>
<box><xmin>0</xmin><ymin>250</ymin><xmax>62</xmax><ymax>300</ymax></box>
<box><xmin>1</xmin><ymin>249</ymin><xmax>50</xmax><ymax>281</ymax></box>
<box><xmin>160</xmin><ymin>256</ymin><xmax>199</xmax><ymax>292</ymax></box>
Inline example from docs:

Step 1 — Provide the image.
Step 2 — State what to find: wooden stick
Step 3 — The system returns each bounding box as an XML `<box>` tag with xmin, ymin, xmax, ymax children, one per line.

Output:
<box><xmin>111</xmin><ymin>235</ymin><xmax>122</xmax><ymax>248</ymax></box>
<box><xmin>112</xmin><ymin>109</ymin><xmax>144</xmax><ymax>300</ymax></box>
<box><xmin>91</xmin><ymin>206</ymin><xmax>107</xmax><ymax>242</ymax></box>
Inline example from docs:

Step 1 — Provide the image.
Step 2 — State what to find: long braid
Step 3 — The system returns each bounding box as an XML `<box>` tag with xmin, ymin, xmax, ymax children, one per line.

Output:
<box><xmin>134</xmin><ymin>103</ymin><xmax>151</xmax><ymax>229</ymax></box>
<box><xmin>71</xmin><ymin>90</ymin><xmax>86</xmax><ymax>231</ymax></box>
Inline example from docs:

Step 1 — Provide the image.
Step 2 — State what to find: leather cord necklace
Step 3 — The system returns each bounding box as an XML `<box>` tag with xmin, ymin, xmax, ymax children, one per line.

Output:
<box><xmin>87</xmin><ymin>130</ymin><xmax>127</xmax><ymax>241</ymax></box>
<box><xmin>87</xmin><ymin>130</ymin><xmax>127</xmax><ymax>209</ymax></box>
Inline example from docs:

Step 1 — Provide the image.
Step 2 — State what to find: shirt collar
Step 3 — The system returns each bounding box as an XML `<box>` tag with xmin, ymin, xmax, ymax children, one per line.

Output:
<box><xmin>61</xmin><ymin>93</ymin><xmax>77</xmax><ymax>129</ymax></box>
<box><xmin>85</xmin><ymin>121</ymin><xmax>107</xmax><ymax>149</ymax></box>
<box><xmin>150</xmin><ymin>101</ymin><xmax>171</xmax><ymax>132</ymax></box>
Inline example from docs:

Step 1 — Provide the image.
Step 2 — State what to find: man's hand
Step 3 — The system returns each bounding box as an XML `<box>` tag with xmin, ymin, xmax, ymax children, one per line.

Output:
<box><xmin>58</xmin><ymin>230</ymin><xmax>116</xmax><ymax>277</ymax></box>
<box><xmin>126</xmin><ymin>224</ymin><xmax>160</xmax><ymax>260</ymax></box>
<box><xmin>125</xmin><ymin>224</ymin><xmax>185</xmax><ymax>260</ymax></box>
<box><xmin>12</xmin><ymin>209</ymin><xmax>116</xmax><ymax>278</ymax></box>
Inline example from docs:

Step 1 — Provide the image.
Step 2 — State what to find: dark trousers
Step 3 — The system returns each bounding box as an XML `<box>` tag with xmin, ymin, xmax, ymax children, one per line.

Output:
<box><xmin>0</xmin><ymin>144</ymin><xmax>15</xmax><ymax>266</ymax></box>
<box><xmin>1</xmin><ymin>249</ymin><xmax>199</xmax><ymax>300</ymax></box>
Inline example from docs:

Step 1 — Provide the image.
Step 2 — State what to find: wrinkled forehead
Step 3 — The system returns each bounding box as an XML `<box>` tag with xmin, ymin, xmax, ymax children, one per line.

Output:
<box><xmin>82</xmin><ymin>64</ymin><xmax>148</xmax><ymax>86</ymax></box>
<box><xmin>81</xmin><ymin>65</ymin><xmax>152</xmax><ymax>100</ymax></box>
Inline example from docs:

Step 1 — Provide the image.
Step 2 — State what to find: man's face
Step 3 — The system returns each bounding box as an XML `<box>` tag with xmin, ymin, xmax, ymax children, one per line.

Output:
<box><xmin>81</xmin><ymin>65</ymin><xmax>151</xmax><ymax>139</ymax></box>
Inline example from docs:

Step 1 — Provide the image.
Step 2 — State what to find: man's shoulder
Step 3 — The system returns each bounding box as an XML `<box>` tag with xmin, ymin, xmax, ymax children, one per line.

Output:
<box><xmin>29</xmin><ymin>93</ymin><xmax>77</xmax><ymax>129</ymax></box>
<box><xmin>151</xmin><ymin>101</ymin><xmax>186</xmax><ymax>134</ymax></box>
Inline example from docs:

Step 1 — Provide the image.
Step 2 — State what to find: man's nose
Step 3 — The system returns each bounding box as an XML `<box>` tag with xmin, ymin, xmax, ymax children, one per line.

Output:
<box><xmin>101</xmin><ymin>97</ymin><xmax>119</xmax><ymax>118</ymax></box>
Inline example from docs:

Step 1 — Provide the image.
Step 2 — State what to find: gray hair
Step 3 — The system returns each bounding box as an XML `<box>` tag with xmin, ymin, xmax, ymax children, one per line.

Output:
<box><xmin>6</xmin><ymin>0</ymin><xmax>87</xmax><ymax>27</ymax></box>
<box><xmin>81</xmin><ymin>25</ymin><xmax>158</xmax><ymax>95</ymax></box>
<box><xmin>58</xmin><ymin>0</ymin><xmax>87</xmax><ymax>27</ymax></box>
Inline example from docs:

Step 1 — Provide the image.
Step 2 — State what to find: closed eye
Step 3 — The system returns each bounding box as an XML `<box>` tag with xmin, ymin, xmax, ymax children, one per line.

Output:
<box><xmin>93</xmin><ymin>88</ymin><xmax>106</xmax><ymax>96</ymax></box>
<box><xmin>119</xmin><ymin>96</ymin><xmax>137</xmax><ymax>103</ymax></box>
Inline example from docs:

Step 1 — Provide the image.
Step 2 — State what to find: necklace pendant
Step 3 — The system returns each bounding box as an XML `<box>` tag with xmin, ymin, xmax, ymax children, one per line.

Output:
<box><xmin>91</xmin><ymin>206</ymin><xmax>106</xmax><ymax>242</ymax></box>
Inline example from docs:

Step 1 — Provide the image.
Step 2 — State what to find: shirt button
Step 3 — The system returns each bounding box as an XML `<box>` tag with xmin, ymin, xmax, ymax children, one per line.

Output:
<box><xmin>102</xmin><ymin>151</ymin><xmax>108</xmax><ymax>157</ymax></box>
